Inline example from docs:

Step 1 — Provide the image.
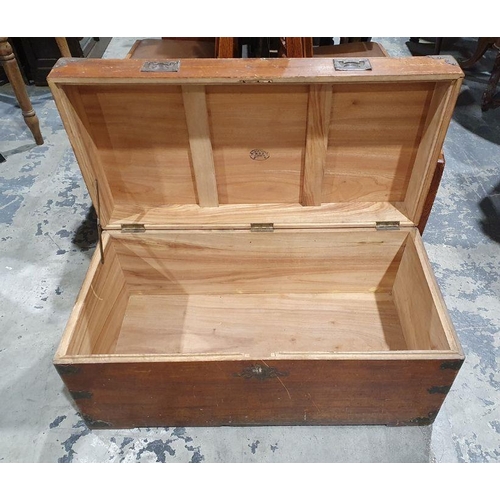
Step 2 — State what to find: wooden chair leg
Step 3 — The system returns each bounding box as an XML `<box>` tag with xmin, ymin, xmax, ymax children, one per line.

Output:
<box><xmin>0</xmin><ymin>37</ymin><xmax>43</xmax><ymax>145</ymax></box>
<box><xmin>55</xmin><ymin>37</ymin><xmax>72</xmax><ymax>57</ymax></box>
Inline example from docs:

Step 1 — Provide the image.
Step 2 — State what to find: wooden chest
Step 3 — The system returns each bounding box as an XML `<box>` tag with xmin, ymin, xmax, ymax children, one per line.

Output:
<box><xmin>48</xmin><ymin>56</ymin><xmax>464</xmax><ymax>429</ymax></box>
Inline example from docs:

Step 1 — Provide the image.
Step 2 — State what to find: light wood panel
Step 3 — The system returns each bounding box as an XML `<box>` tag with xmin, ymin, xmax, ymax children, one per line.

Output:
<box><xmin>48</xmin><ymin>83</ymin><xmax>114</xmax><ymax>224</ymax></box>
<box><xmin>207</xmin><ymin>85</ymin><xmax>308</xmax><ymax>204</ymax></box>
<box><xmin>112</xmin><ymin>230</ymin><xmax>408</xmax><ymax>295</ymax></box>
<box><xmin>302</xmin><ymin>85</ymin><xmax>332</xmax><ymax>206</ymax></box>
<box><xmin>323</xmin><ymin>82</ymin><xmax>433</xmax><ymax>203</ymax></box>
<box><xmin>403</xmin><ymin>79</ymin><xmax>463</xmax><ymax>222</ymax></box>
<box><xmin>393</xmin><ymin>232</ymin><xmax>451</xmax><ymax>350</ymax></box>
<box><xmin>49</xmin><ymin>62</ymin><xmax>462</xmax><ymax>229</ymax></box>
<box><xmin>75</xmin><ymin>84</ymin><xmax>196</xmax><ymax>216</ymax></box>
<box><xmin>114</xmin><ymin>293</ymin><xmax>407</xmax><ymax>356</ymax></box>
<box><xmin>65</xmin><ymin>235</ymin><xmax>129</xmax><ymax>356</ymax></box>
<box><xmin>182</xmin><ymin>85</ymin><xmax>218</xmax><ymax>207</ymax></box>
<box><xmin>108</xmin><ymin>202</ymin><xmax>411</xmax><ymax>229</ymax></box>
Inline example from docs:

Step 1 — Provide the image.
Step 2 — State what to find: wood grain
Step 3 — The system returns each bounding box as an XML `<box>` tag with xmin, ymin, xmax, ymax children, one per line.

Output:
<box><xmin>49</xmin><ymin>61</ymin><xmax>462</xmax><ymax>229</ymax></box>
<box><xmin>409</xmin><ymin>229</ymin><xmax>462</xmax><ymax>353</ymax></box>
<box><xmin>48</xmin><ymin>83</ymin><xmax>115</xmax><ymax>224</ymax></box>
<box><xmin>115</xmin><ymin>293</ymin><xmax>407</xmax><ymax>356</ymax></box>
<box><xmin>182</xmin><ymin>85</ymin><xmax>219</xmax><ymax>207</ymax></box>
<box><xmin>64</xmin><ymin>234</ymin><xmax>129</xmax><ymax>356</ymax></box>
<box><xmin>302</xmin><ymin>85</ymin><xmax>332</xmax><ymax>205</ymax></box>
<box><xmin>107</xmin><ymin>202</ymin><xmax>412</xmax><ymax>229</ymax></box>
<box><xmin>48</xmin><ymin>57</ymin><xmax>464</xmax><ymax>85</ymax></box>
<box><xmin>111</xmin><ymin>230</ymin><xmax>408</xmax><ymax>296</ymax></box>
<box><xmin>207</xmin><ymin>85</ymin><xmax>308</xmax><ymax>204</ymax></box>
<box><xmin>55</xmin><ymin>358</ymin><xmax>463</xmax><ymax>428</ymax></box>
<box><xmin>216</xmin><ymin>38</ymin><xmax>237</xmax><ymax>58</ymax></box>
<box><xmin>404</xmin><ymin>79</ymin><xmax>463</xmax><ymax>223</ymax></box>
<box><xmin>324</xmin><ymin>82</ymin><xmax>433</xmax><ymax>204</ymax></box>
<box><xmin>393</xmin><ymin>231</ymin><xmax>457</xmax><ymax>351</ymax></box>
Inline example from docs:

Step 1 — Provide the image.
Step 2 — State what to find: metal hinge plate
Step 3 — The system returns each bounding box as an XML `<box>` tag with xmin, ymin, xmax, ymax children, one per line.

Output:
<box><xmin>121</xmin><ymin>224</ymin><xmax>146</xmax><ymax>233</ymax></box>
<box><xmin>376</xmin><ymin>221</ymin><xmax>400</xmax><ymax>231</ymax></box>
<box><xmin>141</xmin><ymin>60</ymin><xmax>180</xmax><ymax>72</ymax></box>
<box><xmin>333</xmin><ymin>58</ymin><xmax>372</xmax><ymax>71</ymax></box>
<box><xmin>250</xmin><ymin>223</ymin><xmax>274</xmax><ymax>232</ymax></box>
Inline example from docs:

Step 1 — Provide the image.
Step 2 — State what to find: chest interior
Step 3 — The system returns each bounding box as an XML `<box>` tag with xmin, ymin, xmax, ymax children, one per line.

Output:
<box><xmin>49</xmin><ymin>57</ymin><xmax>463</xmax><ymax>362</ymax></box>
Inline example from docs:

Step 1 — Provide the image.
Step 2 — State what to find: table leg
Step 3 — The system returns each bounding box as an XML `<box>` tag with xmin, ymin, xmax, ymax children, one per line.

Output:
<box><xmin>0</xmin><ymin>37</ymin><xmax>43</xmax><ymax>145</ymax></box>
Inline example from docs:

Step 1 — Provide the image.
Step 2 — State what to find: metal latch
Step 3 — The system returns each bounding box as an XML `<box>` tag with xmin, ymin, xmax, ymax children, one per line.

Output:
<box><xmin>141</xmin><ymin>61</ymin><xmax>180</xmax><ymax>72</ymax></box>
<box><xmin>333</xmin><ymin>58</ymin><xmax>372</xmax><ymax>71</ymax></box>
<box><xmin>376</xmin><ymin>221</ymin><xmax>400</xmax><ymax>231</ymax></box>
<box><xmin>121</xmin><ymin>224</ymin><xmax>146</xmax><ymax>233</ymax></box>
<box><xmin>250</xmin><ymin>223</ymin><xmax>274</xmax><ymax>232</ymax></box>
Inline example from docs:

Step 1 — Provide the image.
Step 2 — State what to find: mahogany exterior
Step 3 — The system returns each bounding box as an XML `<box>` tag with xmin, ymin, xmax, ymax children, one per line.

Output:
<box><xmin>56</xmin><ymin>358</ymin><xmax>463</xmax><ymax>429</ymax></box>
<box><xmin>49</xmin><ymin>57</ymin><xmax>463</xmax><ymax>84</ymax></box>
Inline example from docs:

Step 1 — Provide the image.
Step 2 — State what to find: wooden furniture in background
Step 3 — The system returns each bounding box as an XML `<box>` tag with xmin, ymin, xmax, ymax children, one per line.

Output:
<box><xmin>215</xmin><ymin>37</ymin><xmax>238</xmax><ymax>58</ymax></box>
<box><xmin>313</xmin><ymin>41</ymin><xmax>388</xmax><ymax>57</ymax></box>
<box><xmin>461</xmin><ymin>37</ymin><xmax>500</xmax><ymax>111</ymax></box>
<box><xmin>126</xmin><ymin>38</ymin><xmax>238</xmax><ymax>59</ymax></box>
<box><xmin>49</xmin><ymin>57</ymin><xmax>464</xmax><ymax>428</ymax></box>
<box><xmin>55</xmin><ymin>37</ymin><xmax>72</xmax><ymax>58</ymax></box>
<box><xmin>0</xmin><ymin>37</ymin><xmax>43</xmax><ymax>145</ymax></box>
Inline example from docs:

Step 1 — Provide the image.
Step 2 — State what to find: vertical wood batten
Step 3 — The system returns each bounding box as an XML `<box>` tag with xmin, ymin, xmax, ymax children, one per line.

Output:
<box><xmin>302</xmin><ymin>84</ymin><xmax>332</xmax><ymax>206</ymax></box>
<box><xmin>182</xmin><ymin>85</ymin><xmax>219</xmax><ymax>207</ymax></box>
<box><xmin>404</xmin><ymin>78</ymin><xmax>463</xmax><ymax>224</ymax></box>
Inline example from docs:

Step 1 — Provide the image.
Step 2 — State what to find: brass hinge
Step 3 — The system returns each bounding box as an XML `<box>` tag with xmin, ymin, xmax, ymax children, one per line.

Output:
<box><xmin>121</xmin><ymin>224</ymin><xmax>146</xmax><ymax>233</ymax></box>
<box><xmin>376</xmin><ymin>221</ymin><xmax>400</xmax><ymax>230</ymax></box>
<box><xmin>250</xmin><ymin>223</ymin><xmax>274</xmax><ymax>232</ymax></box>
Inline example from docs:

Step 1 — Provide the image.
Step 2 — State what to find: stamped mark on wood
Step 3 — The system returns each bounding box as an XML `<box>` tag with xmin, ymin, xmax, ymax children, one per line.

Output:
<box><xmin>249</xmin><ymin>149</ymin><xmax>270</xmax><ymax>161</ymax></box>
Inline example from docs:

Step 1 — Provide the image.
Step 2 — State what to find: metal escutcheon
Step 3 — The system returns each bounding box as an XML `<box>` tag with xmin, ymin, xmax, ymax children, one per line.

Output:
<box><xmin>236</xmin><ymin>364</ymin><xmax>289</xmax><ymax>380</ymax></box>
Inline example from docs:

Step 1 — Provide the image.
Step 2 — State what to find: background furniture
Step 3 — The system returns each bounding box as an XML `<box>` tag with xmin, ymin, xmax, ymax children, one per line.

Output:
<box><xmin>0</xmin><ymin>37</ymin><xmax>43</xmax><ymax>145</ymax></box>
<box><xmin>0</xmin><ymin>38</ymin><xmax>110</xmax><ymax>85</ymax></box>
<box><xmin>460</xmin><ymin>37</ymin><xmax>500</xmax><ymax>111</ymax></box>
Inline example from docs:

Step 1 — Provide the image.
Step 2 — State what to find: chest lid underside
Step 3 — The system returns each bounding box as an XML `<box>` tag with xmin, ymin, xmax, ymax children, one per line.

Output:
<box><xmin>48</xmin><ymin>57</ymin><xmax>463</xmax><ymax>230</ymax></box>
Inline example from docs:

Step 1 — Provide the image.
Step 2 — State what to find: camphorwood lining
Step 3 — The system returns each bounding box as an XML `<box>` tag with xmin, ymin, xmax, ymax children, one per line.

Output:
<box><xmin>56</xmin><ymin>228</ymin><xmax>462</xmax><ymax>359</ymax></box>
<box><xmin>48</xmin><ymin>58</ymin><xmax>462</xmax><ymax>229</ymax></box>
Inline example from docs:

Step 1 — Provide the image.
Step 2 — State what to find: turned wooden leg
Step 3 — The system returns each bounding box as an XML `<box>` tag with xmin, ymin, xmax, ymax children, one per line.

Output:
<box><xmin>55</xmin><ymin>37</ymin><xmax>71</xmax><ymax>57</ymax></box>
<box><xmin>0</xmin><ymin>37</ymin><xmax>43</xmax><ymax>145</ymax></box>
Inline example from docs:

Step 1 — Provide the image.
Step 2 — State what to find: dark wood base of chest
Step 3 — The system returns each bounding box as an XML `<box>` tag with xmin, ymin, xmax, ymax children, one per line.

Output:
<box><xmin>57</xmin><ymin>358</ymin><xmax>462</xmax><ymax>429</ymax></box>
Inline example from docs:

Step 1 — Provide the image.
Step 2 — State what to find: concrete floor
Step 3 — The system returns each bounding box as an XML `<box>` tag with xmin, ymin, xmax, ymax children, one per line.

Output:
<box><xmin>0</xmin><ymin>37</ymin><xmax>499</xmax><ymax>462</ymax></box>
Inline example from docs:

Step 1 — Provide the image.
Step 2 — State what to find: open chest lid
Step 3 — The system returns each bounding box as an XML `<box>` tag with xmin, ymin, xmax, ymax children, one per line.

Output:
<box><xmin>48</xmin><ymin>57</ymin><xmax>463</xmax><ymax>231</ymax></box>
